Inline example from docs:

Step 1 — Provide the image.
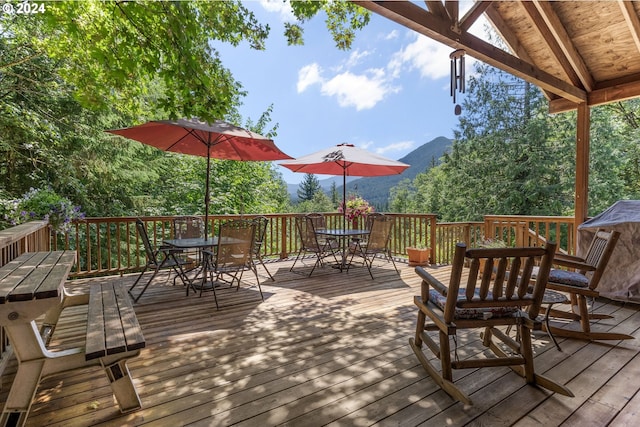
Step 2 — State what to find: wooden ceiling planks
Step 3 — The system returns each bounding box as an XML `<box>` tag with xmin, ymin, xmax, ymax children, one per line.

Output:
<box><xmin>355</xmin><ymin>0</ymin><xmax>640</xmax><ymax>112</ymax></box>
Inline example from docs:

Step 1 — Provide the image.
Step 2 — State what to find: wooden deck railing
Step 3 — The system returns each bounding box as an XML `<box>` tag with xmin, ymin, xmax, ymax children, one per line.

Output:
<box><xmin>0</xmin><ymin>220</ymin><xmax>50</xmax><ymax>266</ymax></box>
<box><xmin>46</xmin><ymin>213</ymin><xmax>438</xmax><ymax>278</ymax></box>
<box><xmin>1</xmin><ymin>213</ymin><xmax>575</xmax><ymax>279</ymax></box>
<box><xmin>483</xmin><ymin>215</ymin><xmax>576</xmax><ymax>254</ymax></box>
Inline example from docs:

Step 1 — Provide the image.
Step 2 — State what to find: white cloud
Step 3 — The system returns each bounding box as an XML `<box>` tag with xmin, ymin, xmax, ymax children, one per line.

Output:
<box><xmin>375</xmin><ymin>140</ymin><xmax>415</xmax><ymax>155</ymax></box>
<box><xmin>344</xmin><ymin>49</ymin><xmax>372</xmax><ymax>69</ymax></box>
<box><xmin>390</xmin><ymin>34</ymin><xmax>451</xmax><ymax>80</ymax></box>
<box><xmin>297</xmin><ymin>62</ymin><xmax>399</xmax><ymax>110</ymax></box>
<box><xmin>358</xmin><ymin>141</ymin><xmax>374</xmax><ymax>150</ymax></box>
<box><xmin>321</xmin><ymin>70</ymin><xmax>399</xmax><ymax>111</ymax></box>
<box><xmin>296</xmin><ymin>27</ymin><xmax>478</xmax><ymax>110</ymax></box>
<box><xmin>259</xmin><ymin>0</ymin><xmax>295</xmax><ymax>21</ymax></box>
<box><xmin>384</xmin><ymin>30</ymin><xmax>399</xmax><ymax>41</ymax></box>
<box><xmin>297</xmin><ymin>63</ymin><xmax>323</xmax><ymax>93</ymax></box>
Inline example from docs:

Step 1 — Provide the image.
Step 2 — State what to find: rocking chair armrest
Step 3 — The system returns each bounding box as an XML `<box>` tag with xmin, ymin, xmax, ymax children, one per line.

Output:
<box><xmin>415</xmin><ymin>266</ymin><xmax>449</xmax><ymax>299</ymax></box>
<box><xmin>553</xmin><ymin>255</ymin><xmax>596</xmax><ymax>271</ymax></box>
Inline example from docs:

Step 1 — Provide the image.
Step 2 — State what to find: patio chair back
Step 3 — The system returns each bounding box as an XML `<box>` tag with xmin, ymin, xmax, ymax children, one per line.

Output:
<box><xmin>216</xmin><ymin>219</ymin><xmax>255</xmax><ymax>270</ymax></box>
<box><xmin>365</xmin><ymin>212</ymin><xmax>385</xmax><ymax>230</ymax></box>
<box><xmin>250</xmin><ymin>216</ymin><xmax>275</xmax><ymax>281</ymax></box>
<box><xmin>582</xmin><ymin>229</ymin><xmax>619</xmax><ymax>290</ymax></box>
<box><xmin>136</xmin><ymin>218</ymin><xmax>159</xmax><ymax>266</ymax></box>
<box><xmin>252</xmin><ymin>216</ymin><xmax>269</xmax><ymax>258</ymax></box>
<box><xmin>173</xmin><ymin>216</ymin><xmax>204</xmax><ymax>239</ymax></box>
<box><xmin>289</xmin><ymin>214</ymin><xmax>339</xmax><ymax>276</ymax></box>
<box><xmin>130</xmin><ymin>218</ymin><xmax>187</xmax><ymax>302</ymax></box>
<box><xmin>297</xmin><ymin>215</ymin><xmax>323</xmax><ymax>252</ymax></box>
<box><xmin>347</xmin><ymin>214</ymin><xmax>398</xmax><ymax>278</ymax></box>
<box><xmin>366</xmin><ymin>215</ymin><xmax>394</xmax><ymax>253</ymax></box>
<box><xmin>446</xmin><ymin>243</ymin><xmax>555</xmax><ymax>322</ymax></box>
<box><xmin>196</xmin><ymin>219</ymin><xmax>262</xmax><ymax>308</ymax></box>
<box><xmin>306</xmin><ymin>213</ymin><xmax>327</xmax><ymax>232</ymax></box>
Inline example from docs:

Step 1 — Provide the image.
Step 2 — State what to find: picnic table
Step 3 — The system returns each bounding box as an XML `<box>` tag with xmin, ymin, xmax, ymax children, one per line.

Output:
<box><xmin>0</xmin><ymin>251</ymin><xmax>145</xmax><ymax>427</ymax></box>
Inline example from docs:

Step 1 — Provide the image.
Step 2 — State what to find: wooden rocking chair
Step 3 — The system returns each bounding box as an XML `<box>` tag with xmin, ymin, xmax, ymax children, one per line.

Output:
<box><xmin>410</xmin><ymin>242</ymin><xmax>573</xmax><ymax>405</ymax></box>
<box><xmin>544</xmin><ymin>228</ymin><xmax>633</xmax><ymax>341</ymax></box>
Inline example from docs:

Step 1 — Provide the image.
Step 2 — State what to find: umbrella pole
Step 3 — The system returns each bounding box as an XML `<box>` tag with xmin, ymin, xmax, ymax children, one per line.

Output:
<box><xmin>205</xmin><ymin>147</ymin><xmax>211</xmax><ymax>240</ymax></box>
<box><xmin>343</xmin><ymin>170</ymin><xmax>347</xmax><ymax>231</ymax></box>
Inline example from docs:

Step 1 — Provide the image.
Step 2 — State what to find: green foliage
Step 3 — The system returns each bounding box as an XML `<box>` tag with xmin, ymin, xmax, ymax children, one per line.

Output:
<box><xmin>0</xmin><ymin>187</ymin><xmax>84</xmax><ymax>233</ymax></box>
<box><xmin>295</xmin><ymin>190</ymin><xmax>334</xmax><ymax>213</ymax></box>
<box><xmin>297</xmin><ymin>173</ymin><xmax>322</xmax><ymax>201</ymax></box>
<box><xmin>289</xmin><ymin>1</ymin><xmax>370</xmax><ymax>50</ymax></box>
<box><xmin>329</xmin><ymin>181</ymin><xmax>339</xmax><ymax>206</ymax></box>
<box><xmin>29</xmin><ymin>0</ymin><xmax>271</xmax><ymax>122</ymax></box>
<box><xmin>0</xmin><ymin>0</ymin><xmax>369</xmax><ymax>226</ymax></box>
<box><xmin>390</xmin><ymin>63</ymin><xmax>640</xmax><ymax>221</ymax></box>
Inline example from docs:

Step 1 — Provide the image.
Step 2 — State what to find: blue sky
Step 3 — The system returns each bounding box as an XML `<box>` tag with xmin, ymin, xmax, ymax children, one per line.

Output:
<box><xmin>216</xmin><ymin>1</ymin><xmax>482</xmax><ymax>184</ymax></box>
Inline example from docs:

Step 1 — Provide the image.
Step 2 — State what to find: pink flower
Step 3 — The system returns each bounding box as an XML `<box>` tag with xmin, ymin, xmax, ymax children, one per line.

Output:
<box><xmin>339</xmin><ymin>196</ymin><xmax>374</xmax><ymax>220</ymax></box>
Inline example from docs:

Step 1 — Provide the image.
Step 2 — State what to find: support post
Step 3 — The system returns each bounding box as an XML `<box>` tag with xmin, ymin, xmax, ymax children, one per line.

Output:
<box><xmin>574</xmin><ymin>102</ymin><xmax>590</xmax><ymax>250</ymax></box>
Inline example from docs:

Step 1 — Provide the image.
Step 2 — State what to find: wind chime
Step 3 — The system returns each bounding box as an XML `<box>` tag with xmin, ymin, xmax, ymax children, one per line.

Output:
<box><xmin>450</xmin><ymin>49</ymin><xmax>466</xmax><ymax>115</ymax></box>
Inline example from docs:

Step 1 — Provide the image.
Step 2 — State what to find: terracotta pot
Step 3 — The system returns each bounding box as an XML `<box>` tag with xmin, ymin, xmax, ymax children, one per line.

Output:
<box><xmin>407</xmin><ymin>247</ymin><xmax>430</xmax><ymax>267</ymax></box>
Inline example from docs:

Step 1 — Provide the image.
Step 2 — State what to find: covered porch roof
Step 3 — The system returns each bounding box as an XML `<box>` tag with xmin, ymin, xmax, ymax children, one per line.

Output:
<box><xmin>354</xmin><ymin>1</ymin><xmax>640</xmax><ymax>228</ymax></box>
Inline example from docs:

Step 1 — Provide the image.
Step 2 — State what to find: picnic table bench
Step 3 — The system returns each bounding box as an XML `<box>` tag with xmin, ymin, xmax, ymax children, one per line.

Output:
<box><xmin>0</xmin><ymin>251</ymin><xmax>145</xmax><ymax>427</ymax></box>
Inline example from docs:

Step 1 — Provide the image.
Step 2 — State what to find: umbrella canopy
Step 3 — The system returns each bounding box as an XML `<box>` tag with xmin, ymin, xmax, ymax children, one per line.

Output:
<box><xmin>107</xmin><ymin>118</ymin><xmax>292</xmax><ymax>239</ymax></box>
<box><xmin>279</xmin><ymin>143</ymin><xmax>409</xmax><ymax>228</ymax></box>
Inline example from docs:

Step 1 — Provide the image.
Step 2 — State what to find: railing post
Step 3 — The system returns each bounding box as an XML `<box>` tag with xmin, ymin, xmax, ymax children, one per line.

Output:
<box><xmin>429</xmin><ymin>215</ymin><xmax>437</xmax><ymax>265</ymax></box>
<box><xmin>280</xmin><ymin>215</ymin><xmax>288</xmax><ymax>259</ymax></box>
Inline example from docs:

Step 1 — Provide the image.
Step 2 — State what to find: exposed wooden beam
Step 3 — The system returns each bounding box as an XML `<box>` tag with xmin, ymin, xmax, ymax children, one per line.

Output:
<box><xmin>445</xmin><ymin>1</ymin><xmax>459</xmax><ymax>25</ymax></box>
<box><xmin>483</xmin><ymin>4</ymin><xmax>554</xmax><ymax>101</ymax></box>
<box><xmin>549</xmin><ymin>76</ymin><xmax>640</xmax><ymax>113</ymax></box>
<box><xmin>459</xmin><ymin>1</ymin><xmax>492</xmax><ymax>33</ymax></box>
<box><xmin>355</xmin><ymin>0</ymin><xmax>586</xmax><ymax>103</ymax></box>
<box><xmin>619</xmin><ymin>0</ymin><xmax>640</xmax><ymax>54</ymax></box>
<box><xmin>521</xmin><ymin>2</ymin><xmax>582</xmax><ymax>87</ymax></box>
<box><xmin>531</xmin><ymin>0</ymin><xmax>594</xmax><ymax>92</ymax></box>
<box><xmin>425</xmin><ymin>1</ymin><xmax>449</xmax><ymax>20</ymax></box>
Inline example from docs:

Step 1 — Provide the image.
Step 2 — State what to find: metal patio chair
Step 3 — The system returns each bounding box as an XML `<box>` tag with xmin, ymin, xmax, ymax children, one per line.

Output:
<box><xmin>194</xmin><ymin>219</ymin><xmax>262</xmax><ymax>309</ymax></box>
<box><xmin>129</xmin><ymin>218</ymin><xmax>188</xmax><ymax>302</ymax></box>
<box><xmin>290</xmin><ymin>214</ymin><xmax>339</xmax><ymax>277</ymax></box>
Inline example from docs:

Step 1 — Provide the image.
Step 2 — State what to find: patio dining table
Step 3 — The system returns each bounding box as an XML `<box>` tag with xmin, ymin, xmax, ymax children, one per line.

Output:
<box><xmin>163</xmin><ymin>236</ymin><xmax>250</xmax><ymax>290</ymax></box>
<box><xmin>163</xmin><ymin>237</ymin><xmax>218</xmax><ymax>285</ymax></box>
<box><xmin>315</xmin><ymin>229</ymin><xmax>369</xmax><ymax>271</ymax></box>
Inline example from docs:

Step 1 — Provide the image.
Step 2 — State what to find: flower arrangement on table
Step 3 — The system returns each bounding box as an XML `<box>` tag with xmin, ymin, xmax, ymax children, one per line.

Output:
<box><xmin>338</xmin><ymin>195</ymin><xmax>374</xmax><ymax>227</ymax></box>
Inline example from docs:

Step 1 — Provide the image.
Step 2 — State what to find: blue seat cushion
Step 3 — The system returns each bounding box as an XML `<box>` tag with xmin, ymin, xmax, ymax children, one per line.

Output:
<box><xmin>428</xmin><ymin>289</ymin><xmax>519</xmax><ymax>320</ymax></box>
<box><xmin>548</xmin><ymin>269</ymin><xmax>589</xmax><ymax>288</ymax></box>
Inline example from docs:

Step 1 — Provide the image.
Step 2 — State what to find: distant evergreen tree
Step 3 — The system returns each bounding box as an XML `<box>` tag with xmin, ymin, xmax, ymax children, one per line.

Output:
<box><xmin>297</xmin><ymin>173</ymin><xmax>321</xmax><ymax>201</ymax></box>
<box><xmin>330</xmin><ymin>182</ymin><xmax>339</xmax><ymax>207</ymax></box>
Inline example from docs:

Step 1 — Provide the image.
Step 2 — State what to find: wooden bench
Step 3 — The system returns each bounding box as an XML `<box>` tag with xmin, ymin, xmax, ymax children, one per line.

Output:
<box><xmin>0</xmin><ymin>252</ymin><xmax>145</xmax><ymax>427</ymax></box>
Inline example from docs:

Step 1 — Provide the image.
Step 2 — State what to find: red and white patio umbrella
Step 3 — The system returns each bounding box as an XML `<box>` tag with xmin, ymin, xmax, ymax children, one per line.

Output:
<box><xmin>107</xmin><ymin>118</ymin><xmax>292</xmax><ymax>239</ymax></box>
<box><xmin>279</xmin><ymin>143</ymin><xmax>409</xmax><ymax>228</ymax></box>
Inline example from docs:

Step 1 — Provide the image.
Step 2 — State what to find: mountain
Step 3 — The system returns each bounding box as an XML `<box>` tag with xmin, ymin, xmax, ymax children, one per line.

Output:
<box><xmin>345</xmin><ymin>136</ymin><xmax>451</xmax><ymax>208</ymax></box>
<box><xmin>287</xmin><ymin>136</ymin><xmax>452</xmax><ymax>205</ymax></box>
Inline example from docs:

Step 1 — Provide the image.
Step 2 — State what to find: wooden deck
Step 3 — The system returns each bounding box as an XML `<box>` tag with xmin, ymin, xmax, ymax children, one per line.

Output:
<box><xmin>2</xmin><ymin>256</ymin><xmax>640</xmax><ymax>426</ymax></box>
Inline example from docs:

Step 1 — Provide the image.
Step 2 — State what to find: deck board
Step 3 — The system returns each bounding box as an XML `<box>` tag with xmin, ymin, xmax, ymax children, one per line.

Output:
<box><xmin>2</xmin><ymin>257</ymin><xmax>639</xmax><ymax>426</ymax></box>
